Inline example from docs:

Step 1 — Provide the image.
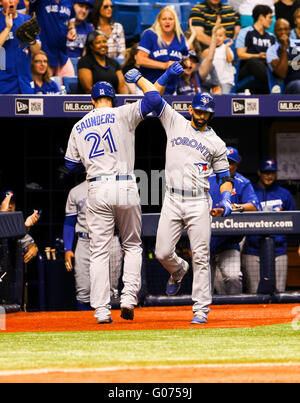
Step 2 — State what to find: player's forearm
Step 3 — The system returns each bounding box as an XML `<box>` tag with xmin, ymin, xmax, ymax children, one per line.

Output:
<box><xmin>239</xmin><ymin>203</ymin><xmax>257</xmax><ymax>211</ymax></box>
<box><xmin>220</xmin><ymin>181</ymin><xmax>233</xmax><ymax>195</ymax></box>
<box><xmin>137</xmin><ymin>76</ymin><xmax>160</xmax><ymax>94</ymax></box>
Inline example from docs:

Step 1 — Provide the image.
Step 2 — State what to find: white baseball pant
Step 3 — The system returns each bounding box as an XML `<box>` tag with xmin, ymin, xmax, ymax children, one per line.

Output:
<box><xmin>86</xmin><ymin>179</ymin><xmax>142</xmax><ymax>321</ymax></box>
<box><xmin>155</xmin><ymin>190</ymin><xmax>212</xmax><ymax>320</ymax></box>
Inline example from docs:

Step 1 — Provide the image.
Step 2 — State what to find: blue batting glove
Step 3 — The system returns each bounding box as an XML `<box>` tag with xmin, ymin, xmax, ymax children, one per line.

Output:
<box><xmin>218</xmin><ymin>191</ymin><xmax>232</xmax><ymax>217</ymax></box>
<box><xmin>124</xmin><ymin>68</ymin><xmax>142</xmax><ymax>83</ymax></box>
<box><xmin>167</xmin><ymin>62</ymin><xmax>184</xmax><ymax>78</ymax></box>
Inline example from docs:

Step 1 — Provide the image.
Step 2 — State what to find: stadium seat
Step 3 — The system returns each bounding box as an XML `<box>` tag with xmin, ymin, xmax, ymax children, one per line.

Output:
<box><xmin>267</xmin><ymin>66</ymin><xmax>284</xmax><ymax>94</ymax></box>
<box><xmin>113</xmin><ymin>2</ymin><xmax>142</xmax><ymax>41</ymax></box>
<box><xmin>63</xmin><ymin>76</ymin><xmax>78</xmax><ymax>94</ymax></box>
<box><xmin>70</xmin><ymin>57</ymin><xmax>79</xmax><ymax>76</ymax></box>
<box><xmin>50</xmin><ymin>76</ymin><xmax>62</xmax><ymax>92</ymax></box>
<box><xmin>140</xmin><ymin>4</ymin><xmax>161</xmax><ymax>30</ymax></box>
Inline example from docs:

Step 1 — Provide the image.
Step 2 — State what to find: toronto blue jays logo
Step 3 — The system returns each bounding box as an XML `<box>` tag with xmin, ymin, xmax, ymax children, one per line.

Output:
<box><xmin>201</xmin><ymin>96</ymin><xmax>210</xmax><ymax>105</ymax></box>
<box><xmin>194</xmin><ymin>162</ymin><xmax>208</xmax><ymax>174</ymax></box>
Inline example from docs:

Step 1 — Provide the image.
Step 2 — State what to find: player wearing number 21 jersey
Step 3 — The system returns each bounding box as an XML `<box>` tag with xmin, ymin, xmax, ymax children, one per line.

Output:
<box><xmin>64</xmin><ymin>71</ymin><xmax>166</xmax><ymax>324</ymax></box>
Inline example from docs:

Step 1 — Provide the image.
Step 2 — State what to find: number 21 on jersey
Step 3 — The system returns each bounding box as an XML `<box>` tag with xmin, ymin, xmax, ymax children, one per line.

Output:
<box><xmin>85</xmin><ymin>128</ymin><xmax>117</xmax><ymax>159</ymax></box>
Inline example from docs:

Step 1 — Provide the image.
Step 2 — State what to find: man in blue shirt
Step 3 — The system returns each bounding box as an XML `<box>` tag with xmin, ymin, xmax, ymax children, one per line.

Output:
<box><xmin>209</xmin><ymin>147</ymin><xmax>260</xmax><ymax>295</ymax></box>
<box><xmin>243</xmin><ymin>158</ymin><xmax>295</xmax><ymax>293</ymax></box>
<box><xmin>266</xmin><ymin>18</ymin><xmax>300</xmax><ymax>93</ymax></box>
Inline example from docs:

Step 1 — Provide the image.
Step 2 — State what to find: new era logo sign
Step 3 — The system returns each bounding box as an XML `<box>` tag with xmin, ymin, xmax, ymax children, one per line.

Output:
<box><xmin>232</xmin><ymin>99</ymin><xmax>245</xmax><ymax>114</ymax></box>
<box><xmin>232</xmin><ymin>98</ymin><xmax>259</xmax><ymax>115</ymax></box>
<box><xmin>15</xmin><ymin>98</ymin><xmax>44</xmax><ymax>115</ymax></box>
<box><xmin>16</xmin><ymin>99</ymin><xmax>29</xmax><ymax>113</ymax></box>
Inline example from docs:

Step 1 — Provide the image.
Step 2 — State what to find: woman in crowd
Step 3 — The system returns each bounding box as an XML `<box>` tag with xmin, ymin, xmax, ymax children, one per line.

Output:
<box><xmin>77</xmin><ymin>30</ymin><xmax>128</xmax><ymax>94</ymax></box>
<box><xmin>91</xmin><ymin>0</ymin><xmax>126</xmax><ymax>60</ymax></box>
<box><xmin>31</xmin><ymin>51</ymin><xmax>60</xmax><ymax>94</ymax></box>
<box><xmin>136</xmin><ymin>6</ymin><xmax>189</xmax><ymax>95</ymax></box>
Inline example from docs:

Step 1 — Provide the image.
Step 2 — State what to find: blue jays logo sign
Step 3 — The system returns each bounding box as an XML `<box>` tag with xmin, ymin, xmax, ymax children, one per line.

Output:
<box><xmin>194</xmin><ymin>162</ymin><xmax>208</xmax><ymax>174</ymax></box>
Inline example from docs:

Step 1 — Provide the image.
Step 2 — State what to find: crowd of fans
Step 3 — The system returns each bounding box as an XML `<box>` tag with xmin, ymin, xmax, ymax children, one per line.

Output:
<box><xmin>0</xmin><ymin>0</ymin><xmax>300</xmax><ymax>95</ymax></box>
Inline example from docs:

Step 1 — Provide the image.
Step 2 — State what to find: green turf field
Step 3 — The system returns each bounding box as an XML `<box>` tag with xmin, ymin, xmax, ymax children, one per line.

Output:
<box><xmin>0</xmin><ymin>323</ymin><xmax>299</xmax><ymax>371</ymax></box>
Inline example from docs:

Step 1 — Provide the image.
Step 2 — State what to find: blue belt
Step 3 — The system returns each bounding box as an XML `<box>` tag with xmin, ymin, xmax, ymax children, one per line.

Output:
<box><xmin>77</xmin><ymin>232</ymin><xmax>90</xmax><ymax>239</ymax></box>
<box><xmin>168</xmin><ymin>187</ymin><xmax>204</xmax><ymax>197</ymax></box>
<box><xmin>89</xmin><ymin>175</ymin><xmax>133</xmax><ymax>182</ymax></box>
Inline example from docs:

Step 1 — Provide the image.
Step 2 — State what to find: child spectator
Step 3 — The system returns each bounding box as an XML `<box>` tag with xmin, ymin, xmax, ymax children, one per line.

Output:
<box><xmin>203</xmin><ymin>25</ymin><xmax>235</xmax><ymax>94</ymax></box>
<box><xmin>91</xmin><ymin>0</ymin><xmax>126</xmax><ymax>60</ymax></box>
<box><xmin>176</xmin><ymin>21</ymin><xmax>220</xmax><ymax>95</ymax></box>
<box><xmin>0</xmin><ymin>0</ymin><xmax>41</xmax><ymax>94</ymax></box>
<box><xmin>290</xmin><ymin>7</ymin><xmax>300</xmax><ymax>38</ymax></box>
<box><xmin>66</xmin><ymin>0</ymin><xmax>94</xmax><ymax>59</ymax></box>
<box><xmin>31</xmin><ymin>50</ymin><xmax>60</xmax><ymax>94</ymax></box>
<box><xmin>189</xmin><ymin>0</ymin><xmax>240</xmax><ymax>48</ymax></box>
<box><xmin>77</xmin><ymin>30</ymin><xmax>127</xmax><ymax>94</ymax></box>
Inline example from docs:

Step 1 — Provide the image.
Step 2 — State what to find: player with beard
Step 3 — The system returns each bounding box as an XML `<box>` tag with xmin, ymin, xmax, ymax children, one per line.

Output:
<box><xmin>153</xmin><ymin>88</ymin><xmax>233</xmax><ymax>324</ymax></box>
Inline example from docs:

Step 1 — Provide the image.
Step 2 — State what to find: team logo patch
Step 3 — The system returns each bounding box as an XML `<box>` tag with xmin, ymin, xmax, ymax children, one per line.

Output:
<box><xmin>231</xmin><ymin>188</ymin><xmax>237</xmax><ymax>196</ymax></box>
<box><xmin>194</xmin><ymin>162</ymin><xmax>208</xmax><ymax>174</ymax></box>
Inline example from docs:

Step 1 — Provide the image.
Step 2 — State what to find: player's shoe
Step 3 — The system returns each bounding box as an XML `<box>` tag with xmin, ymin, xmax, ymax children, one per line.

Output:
<box><xmin>120</xmin><ymin>307</ymin><xmax>134</xmax><ymax>320</ymax></box>
<box><xmin>97</xmin><ymin>317</ymin><xmax>113</xmax><ymax>324</ymax></box>
<box><xmin>190</xmin><ymin>315</ymin><xmax>207</xmax><ymax>325</ymax></box>
<box><xmin>166</xmin><ymin>262</ymin><xmax>189</xmax><ymax>296</ymax></box>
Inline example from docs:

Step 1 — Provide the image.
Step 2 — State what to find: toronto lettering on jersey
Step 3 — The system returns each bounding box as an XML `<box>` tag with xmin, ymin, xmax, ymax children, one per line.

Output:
<box><xmin>76</xmin><ymin>114</ymin><xmax>115</xmax><ymax>134</ymax></box>
<box><xmin>170</xmin><ymin>137</ymin><xmax>212</xmax><ymax>160</ymax></box>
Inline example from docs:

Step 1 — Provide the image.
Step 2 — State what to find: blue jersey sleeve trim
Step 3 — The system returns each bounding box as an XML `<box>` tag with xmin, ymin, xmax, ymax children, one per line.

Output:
<box><xmin>63</xmin><ymin>215</ymin><xmax>77</xmax><ymax>251</ymax></box>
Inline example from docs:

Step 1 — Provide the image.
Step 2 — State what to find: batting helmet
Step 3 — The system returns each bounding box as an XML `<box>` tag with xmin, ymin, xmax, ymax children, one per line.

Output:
<box><xmin>91</xmin><ymin>81</ymin><xmax>116</xmax><ymax>103</ymax></box>
<box><xmin>260</xmin><ymin>158</ymin><xmax>277</xmax><ymax>172</ymax></box>
<box><xmin>191</xmin><ymin>92</ymin><xmax>215</xmax><ymax>113</ymax></box>
<box><xmin>227</xmin><ymin>147</ymin><xmax>241</xmax><ymax>163</ymax></box>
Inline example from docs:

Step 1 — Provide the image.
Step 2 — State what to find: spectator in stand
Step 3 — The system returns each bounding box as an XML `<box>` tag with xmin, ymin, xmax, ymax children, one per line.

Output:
<box><xmin>17</xmin><ymin>0</ymin><xmax>29</xmax><ymax>13</ymax></box>
<box><xmin>66</xmin><ymin>0</ymin><xmax>94</xmax><ymax>59</ymax></box>
<box><xmin>235</xmin><ymin>5</ymin><xmax>275</xmax><ymax>94</ymax></box>
<box><xmin>121</xmin><ymin>43</ymin><xmax>141</xmax><ymax>94</ymax></box>
<box><xmin>243</xmin><ymin>158</ymin><xmax>295</xmax><ymax>294</ymax></box>
<box><xmin>275</xmin><ymin>0</ymin><xmax>300</xmax><ymax>29</ymax></box>
<box><xmin>136</xmin><ymin>6</ymin><xmax>189</xmax><ymax>95</ymax></box>
<box><xmin>29</xmin><ymin>0</ymin><xmax>76</xmax><ymax>81</ymax></box>
<box><xmin>290</xmin><ymin>7</ymin><xmax>300</xmax><ymax>38</ymax></box>
<box><xmin>77</xmin><ymin>30</ymin><xmax>127</xmax><ymax>94</ymax></box>
<box><xmin>266</xmin><ymin>18</ymin><xmax>300</xmax><ymax>93</ymax></box>
<box><xmin>91</xmin><ymin>0</ymin><xmax>126</xmax><ymax>61</ymax></box>
<box><xmin>0</xmin><ymin>0</ymin><xmax>41</xmax><ymax>94</ymax></box>
<box><xmin>237</xmin><ymin>0</ymin><xmax>276</xmax><ymax>33</ymax></box>
<box><xmin>189</xmin><ymin>0</ymin><xmax>240</xmax><ymax>48</ymax></box>
<box><xmin>31</xmin><ymin>50</ymin><xmax>60</xmax><ymax>94</ymax></box>
<box><xmin>203</xmin><ymin>25</ymin><xmax>235</xmax><ymax>94</ymax></box>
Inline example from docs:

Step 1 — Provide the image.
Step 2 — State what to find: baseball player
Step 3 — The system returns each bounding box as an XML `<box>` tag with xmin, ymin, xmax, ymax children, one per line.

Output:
<box><xmin>63</xmin><ymin>179</ymin><xmax>122</xmax><ymax>311</ymax></box>
<box><xmin>64</xmin><ymin>71</ymin><xmax>166</xmax><ymax>324</ymax></box>
<box><xmin>243</xmin><ymin>158</ymin><xmax>295</xmax><ymax>293</ymax></box>
<box><xmin>209</xmin><ymin>147</ymin><xmax>260</xmax><ymax>295</ymax></box>
<box><xmin>153</xmin><ymin>85</ymin><xmax>233</xmax><ymax>324</ymax></box>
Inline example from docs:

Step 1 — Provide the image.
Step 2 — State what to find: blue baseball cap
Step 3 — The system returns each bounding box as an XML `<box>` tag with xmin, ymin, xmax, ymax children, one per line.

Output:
<box><xmin>227</xmin><ymin>147</ymin><xmax>241</xmax><ymax>163</ymax></box>
<box><xmin>260</xmin><ymin>158</ymin><xmax>278</xmax><ymax>172</ymax></box>
<box><xmin>191</xmin><ymin>92</ymin><xmax>215</xmax><ymax>113</ymax></box>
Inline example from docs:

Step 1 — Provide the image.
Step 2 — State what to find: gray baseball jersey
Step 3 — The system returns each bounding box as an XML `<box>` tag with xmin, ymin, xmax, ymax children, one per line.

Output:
<box><xmin>155</xmin><ymin>103</ymin><xmax>229</xmax><ymax>322</ymax></box>
<box><xmin>65</xmin><ymin>180</ymin><xmax>88</xmax><ymax>234</ymax></box>
<box><xmin>65</xmin><ymin>102</ymin><xmax>143</xmax><ymax>179</ymax></box>
<box><xmin>160</xmin><ymin>103</ymin><xmax>229</xmax><ymax>190</ymax></box>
